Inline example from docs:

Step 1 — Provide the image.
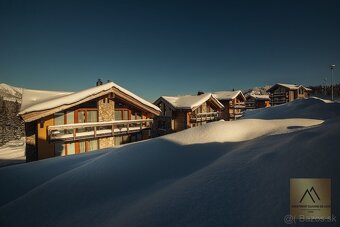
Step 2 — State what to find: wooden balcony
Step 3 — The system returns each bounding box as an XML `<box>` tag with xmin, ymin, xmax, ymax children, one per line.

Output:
<box><xmin>48</xmin><ymin>119</ymin><xmax>153</xmax><ymax>142</ymax></box>
<box><xmin>191</xmin><ymin>112</ymin><xmax>222</xmax><ymax>122</ymax></box>
<box><xmin>230</xmin><ymin>103</ymin><xmax>246</xmax><ymax>109</ymax></box>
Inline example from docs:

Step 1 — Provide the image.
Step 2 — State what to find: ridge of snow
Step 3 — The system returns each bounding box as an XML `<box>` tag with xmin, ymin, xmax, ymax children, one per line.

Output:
<box><xmin>163</xmin><ymin>118</ymin><xmax>323</xmax><ymax>145</ymax></box>
<box><xmin>244</xmin><ymin>97</ymin><xmax>340</xmax><ymax>120</ymax></box>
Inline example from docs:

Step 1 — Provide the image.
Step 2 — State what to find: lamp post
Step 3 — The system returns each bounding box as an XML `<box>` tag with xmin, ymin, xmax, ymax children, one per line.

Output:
<box><xmin>329</xmin><ymin>65</ymin><xmax>336</xmax><ymax>101</ymax></box>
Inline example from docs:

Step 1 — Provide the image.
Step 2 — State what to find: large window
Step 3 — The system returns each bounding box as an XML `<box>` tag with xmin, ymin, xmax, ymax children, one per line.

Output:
<box><xmin>76</xmin><ymin>109</ymin><xmax>98</xmax><ymax>153</ymax></box>
<box><xmin>53</xmin><ymin>109</ymin><xmax>98</xmax><ymax>156</ymax></box>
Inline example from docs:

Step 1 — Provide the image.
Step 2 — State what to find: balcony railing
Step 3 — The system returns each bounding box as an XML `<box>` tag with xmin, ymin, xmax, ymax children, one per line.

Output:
<box><xmin>229</xmin><ymin>113</ymin><xmax>243</xmax><ymax>120</ymax></box>
<box><xmin>191</xmin><ymin>112</ymin><xmax>222</xmax><ymax>122</ymax></box>
<box><xmin>48</xmin><ymin>119</ymin><xmax>153</xmax><ymax>142</ymax></box>
<box><xmin>230</xmin><ymin>103</ymin><xmax>246</xmax><ymax>109</ymax></box>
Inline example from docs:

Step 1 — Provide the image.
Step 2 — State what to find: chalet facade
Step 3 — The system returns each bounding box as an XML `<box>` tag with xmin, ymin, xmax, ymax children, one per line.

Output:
<box><xmin>267</xmin><ymin>83</ymin><xmax>312</xmax><ymax>106</ymax></box>
<box><xmin>212</xmin><ymin>90</ymin><xmax>246</xmax><ymax>120</ymax></box>
<box><xmin>245</xmin><ymin>94</ymin><xmax>271</xmax><ymax>109</ymax></box>
<box><xmin>153</xmin><ymin>93</ymin><xmax>224</xmax><ymax>134</ymax></box>
<box><xmin>19</xmin><ymin>82</ymin><xmax>160</xmax><ymax>161</ymax></box>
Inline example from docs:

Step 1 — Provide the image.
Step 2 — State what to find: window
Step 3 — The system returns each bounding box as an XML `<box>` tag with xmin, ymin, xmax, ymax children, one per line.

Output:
<box><xmin>53</xmin><ymin>109</ymin><xmax>97</xmax><ymax>156</ymax></box>
<box><xmin>88</xmin><ymin>140</ymin><xmax>98</xmax><ymax>151</ymax></box>
<box><xmin>115</xmin><ymin>109</ymin><xmax>130</xmax><ymax>120</ymax></box>
<box><xmin>54</xmin><ymin>112</ymin><xmax>64</xmax><ymax>125</ymax></box>
<box><xmin>68</xmin><ymin>142</ymin><xmax>75</xmax><ymax>155</ymax></box>
<box><xmin>87</xmin><ymin>111</ymin><xmax>97</xmax><ymax>122</ymax></box>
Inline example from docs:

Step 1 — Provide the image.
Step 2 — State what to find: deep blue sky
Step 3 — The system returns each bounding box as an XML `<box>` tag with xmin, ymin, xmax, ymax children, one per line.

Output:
<box><xmin>0</xmin><ymin>0</ymin><xmax>339</xmax><ymax>101</ymax></box>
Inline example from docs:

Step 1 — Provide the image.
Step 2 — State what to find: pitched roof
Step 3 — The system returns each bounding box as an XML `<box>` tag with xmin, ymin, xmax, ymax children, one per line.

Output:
<box><xmin>155</xmin><ymin>93</ymin><xmax>224</xmax><ymax>111</ymax></box>
<box><xmin>267</xmin><ymin>83</ymin><xmax>312</xmax><ymax>92</ymax></box>
<box><xmin>19</xmin><ymin>82</ymin><xmax>160</xmax><ymax>121</ymax></box>
<box><xmin>212</xmin><ymin>90</ymin><xmax>245</xmax><ymax>101</ymax></box>
<box><xmin>20</xmin><ymin>89</ymin><xmax>73</xmax><ymax>112</ymax></box>
<box><xmin>247</xmin><ymin>94</ymin><xmax>270</xmax><ymax>100</ymax></box>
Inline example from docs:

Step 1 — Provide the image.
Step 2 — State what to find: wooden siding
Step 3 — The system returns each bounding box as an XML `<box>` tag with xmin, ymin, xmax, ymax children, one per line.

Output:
<box><xmin>174</xmin><ymin>111</ymin><xmax>187</xmax><ymax>131</ymax></box>
<box><xmin>269</xmin><ymin>86</ymin><xmax>311</xmax><ymax>106</ymax></box>
<box><xmin>37</xmin><ymin>115</ymin><xmax>55</xmax><ymax>160</ymax></box>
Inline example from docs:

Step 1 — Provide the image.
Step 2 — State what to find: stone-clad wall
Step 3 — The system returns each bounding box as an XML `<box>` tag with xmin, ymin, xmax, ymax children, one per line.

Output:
<box><xmin>0</xmin><ymin>98</ymin><xmax>25</xmax><ymax>146</ymax></box>
<box><xmin>98</xmin><ymin>95</ymin><xmax>115</xmax><ymax>148</ymax></box>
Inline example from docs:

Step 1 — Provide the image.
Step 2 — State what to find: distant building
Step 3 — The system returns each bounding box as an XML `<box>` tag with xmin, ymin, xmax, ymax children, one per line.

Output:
<box><xmin>245</xmin><ymin>94</ymin><xmax>271</xmax><ymax>109</ymax></box>
<box><xmin>212</xmin><ymin>90</ymin><xmax>246</xmax><ymax>120</ymax></box>
<box><xmin>153</xmin><ymin>93</ymin><xmax>224</xmax><ymax>134</ymax></box>
<box><xmin>19</xmin><ymin>82</ymin><xmax>160</xmax><ymax>161</ymax></box>
<box><xmin>267</xmin><ymin>83</ymin><xmax>312</xmax><ymax>106</ymax></box>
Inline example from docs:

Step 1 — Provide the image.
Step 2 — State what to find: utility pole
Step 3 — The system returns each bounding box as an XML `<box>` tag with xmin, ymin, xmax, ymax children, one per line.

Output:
<box><xmin>329</xmin><ymin>65</ymin><xmax>336</xmax><ymax>101</ymax></box>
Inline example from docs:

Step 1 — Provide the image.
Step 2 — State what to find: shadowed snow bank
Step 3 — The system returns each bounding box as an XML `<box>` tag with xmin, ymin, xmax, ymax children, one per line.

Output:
<box><xmin>0</xmin><ymin>98</ymin><xmax>339</xmax><ymax>227</ymax></box>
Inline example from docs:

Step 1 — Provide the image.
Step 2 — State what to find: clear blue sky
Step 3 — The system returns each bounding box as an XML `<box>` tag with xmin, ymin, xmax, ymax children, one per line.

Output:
<box><xmin>0</xmin><ymin>0</ymin><xmax>339</xmax><ymax>101</ymax></box>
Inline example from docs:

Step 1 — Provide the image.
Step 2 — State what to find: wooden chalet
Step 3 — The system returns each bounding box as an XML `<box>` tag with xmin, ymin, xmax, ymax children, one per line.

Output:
<box><xmin>153</xmin><ymin>93</ymin><xmax>224</xmax><ymax>134</ymax></box>
<box><xmin>245</xmin><ymin>94</ymin><xmax>271</xmax><ymax>109</ymax></box>
<box><xmin>19</xmin><ymin>81</ymin><xmax>160</xmax><ymax>161</ymax></box>
<box><xmin>212</xmin><ymin>90</ymin><xmax>246</xmax><ymax>120</ymax></box>
<box><xmin>267</xmin><ymin>83</ymin><xmax>312</xmax><ymax>106</ymax></box>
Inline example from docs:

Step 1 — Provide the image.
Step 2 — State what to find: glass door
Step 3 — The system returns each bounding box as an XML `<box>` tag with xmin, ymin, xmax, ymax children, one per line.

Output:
<box><xmin>75</xmin><ymin>109</ymin><xmax>98</xmax><ymax>153</ymax></box>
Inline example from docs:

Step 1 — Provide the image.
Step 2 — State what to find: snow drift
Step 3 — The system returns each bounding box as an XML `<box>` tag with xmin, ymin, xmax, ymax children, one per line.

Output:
<box><xmin>0</xmin><ymin>97</ymin><xmax>339</xmax><ymax>227</ymax></box>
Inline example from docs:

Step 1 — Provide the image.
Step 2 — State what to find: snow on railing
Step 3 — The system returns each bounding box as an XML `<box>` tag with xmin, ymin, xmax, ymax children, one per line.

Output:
<box><xmin>190</xmin><ymin>112</ymin><xmax>222</xmax><ymax>122</ymax></box>
<box><xmin>48</xmin><ymin>119</ymin><xmax>153</xmax><ymax>142</ymax></box>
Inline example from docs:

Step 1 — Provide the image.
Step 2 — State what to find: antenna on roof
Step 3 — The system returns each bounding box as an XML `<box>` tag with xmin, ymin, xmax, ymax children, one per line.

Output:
<box><xmin>96</xmin><ymin>79</ymin><xmax>103</xmax><ymax>86</ymax></box>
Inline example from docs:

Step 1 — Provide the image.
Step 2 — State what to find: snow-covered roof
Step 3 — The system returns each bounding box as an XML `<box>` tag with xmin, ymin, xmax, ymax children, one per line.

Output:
<box><xmin>20</xmin><ymin>89</ymin><xmax>73</xmax><ymax>112</ymax></box>
<box><xmin>156</xmin><ymin>93</ymin><xmax>224</xmax><ymax>111</ymax></box>
<box><xmin>277</xmin><ymin>83</ymin><xmax>300</xmax><ymax>90</ymax></box>
<box><xmin>267</xmin><ymin>83</ymin><xmax>312</xmax><ymax>92</ymax></box>
<box><xmin>212</xmin><ymin>90</ymin><xmax>245</xmax><ymax>101</ymax></box>
<box><xmin>248</xmin><ymin>94</ymin><xmax>270</xmax><ymax>100</ymax></box>
<box><xmin>19</xmin><ymin>82</ymin><xmax>160</xmax><ymax>116</ymax></box>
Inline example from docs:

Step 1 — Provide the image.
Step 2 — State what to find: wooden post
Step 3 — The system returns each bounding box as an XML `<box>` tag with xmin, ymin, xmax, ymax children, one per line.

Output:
<box><xmin>94</xmin><ymin>126</ymin><xmax>97</xmax><ymax>138</ymax></box>
<box><xmin>73</xmin><ymin>128</ymin><xmax>76</xmax><ymax>141</ymax></box>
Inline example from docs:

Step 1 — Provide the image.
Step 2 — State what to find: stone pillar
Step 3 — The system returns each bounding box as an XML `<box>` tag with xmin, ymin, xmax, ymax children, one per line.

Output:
<box><xmin>98</xmin><ymin>95</ymin><xmax>115</xmax><ymax>149</ymax></box>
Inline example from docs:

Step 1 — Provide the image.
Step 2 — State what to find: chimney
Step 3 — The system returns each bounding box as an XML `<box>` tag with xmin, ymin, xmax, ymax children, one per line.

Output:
<box><xmin>197</xmin><ymin>91</ymin><xmax>205</xmax><ymax>96</ymax></box>
<box><xmin>96</xmin><ymin>79</ymin><xmax>103</xmax><ymax>86</ymax></box>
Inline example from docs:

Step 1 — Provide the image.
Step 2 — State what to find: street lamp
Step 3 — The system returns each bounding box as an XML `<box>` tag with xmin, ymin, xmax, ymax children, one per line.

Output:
<box><xmin>329</xmin><ymin>64</ymin><xmax>336</xmax><ymax>101</ymax></box>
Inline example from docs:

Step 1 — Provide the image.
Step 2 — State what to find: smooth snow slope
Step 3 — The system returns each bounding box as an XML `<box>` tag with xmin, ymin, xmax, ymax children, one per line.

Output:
<box><xmin>0</xmin><ymin>98</ymin><xmax>339</xmax><ymax>227</ymax></box>
<box><xmin>244</xmin><ymin>97</ymin><xmax>340</xmax><ymax>120</ymax></box>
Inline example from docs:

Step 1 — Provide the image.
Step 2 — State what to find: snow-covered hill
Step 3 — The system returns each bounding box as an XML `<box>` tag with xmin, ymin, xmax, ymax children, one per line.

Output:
<box><xmin>0</xmin><ymin>83</ymin><xmax>23</xmax><ymax>102</ymax></box>
<box><xmin>0</xmin><ymin>97</ymin><xmax>339</xmax><ymax>227</ymax></box>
